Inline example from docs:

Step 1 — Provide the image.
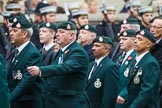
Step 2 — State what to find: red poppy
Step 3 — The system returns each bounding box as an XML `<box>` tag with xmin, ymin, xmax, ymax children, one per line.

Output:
<box><xmin>13</xmin><ymin>13</ymin><xmax>17</xmax><ymax>16</ymax></box>
<box><xmin>127</xmin><ymin>56</ymin><xmax>132</xmax><ymax>60</ymax></box>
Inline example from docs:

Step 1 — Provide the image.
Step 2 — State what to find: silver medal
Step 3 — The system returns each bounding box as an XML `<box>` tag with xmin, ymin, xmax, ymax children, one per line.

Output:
<box><xmin>16</xmin><ymin>70</ymin><xmax>22</xmax><ymax>80</ymax></box>
<box><xmin>134</xmin><ymin>76</ymin><xmax>140</xmax><ymax>84</ymax></box>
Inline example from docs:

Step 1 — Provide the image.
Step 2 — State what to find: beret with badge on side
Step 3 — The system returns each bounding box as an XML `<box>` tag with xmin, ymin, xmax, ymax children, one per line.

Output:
<box><xmin>80</xmin><ymin>24</ymin><xmax>97</xmax><ymax>33</ymax></box>
<box><xmin>57</xmin><ymin>21</ymin><xmax>77</xmax><ymax>30</ymax></box>
<box><xmin>119</xmin><ymin>29</ymin><xmax>137</xmax><ymax>37</ymax></box>
<box><xmin>121</xmin><ymin>18</ymin><xmax>139</xmax><ymax>25</ymax></box>
<box><xmin>136</xmin><ymin>29</ymin><xmax>156</xmax><ymax>43</ymax></box>
<box><xmin>39</xmin><ymin>22</ymin><xmax>57</xmax><ymax>32</ymax></box>
<box><xmin>93</xmin><ymin>36</ymin><xmax>113</xmax><ymax>45</ymax></box>
<box><xmin>9</xmin><ymin>12</ymin><xmax>32</xmax><ymax>29</ymax></box>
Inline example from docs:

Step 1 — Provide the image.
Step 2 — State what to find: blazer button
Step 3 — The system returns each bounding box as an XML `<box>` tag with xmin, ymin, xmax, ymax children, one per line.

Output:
<box><xmin>47</xmin><ymin>82</ymin><xmax>51</xmax><ymax>85</ymax></box>
<box><xmin>47</xmin><ymin>92</ymin><xmax>51</xmax><ymax>95</ymax></box>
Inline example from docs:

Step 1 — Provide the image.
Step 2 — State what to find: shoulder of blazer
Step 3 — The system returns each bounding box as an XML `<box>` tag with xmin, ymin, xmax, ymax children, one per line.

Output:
<box><xmin>158</xmin><ymin>39</ymin><xmax>162</xmax><ymax>47</ymax></box>
<box><xmin>100</xmin><ymin>56</ymin><xmax>116</xmax><ymax>67</ymax></box>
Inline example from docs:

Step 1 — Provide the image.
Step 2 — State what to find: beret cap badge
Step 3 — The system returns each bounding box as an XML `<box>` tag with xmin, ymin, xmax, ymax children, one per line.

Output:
<box><xmin>67</xmin><ymin>24</ymin><xmax>71</xmax><ymax>29</ymax></box>
<box><xmin>99</xmin><ymin>37</ymin><xmax>103</xmax><ymax>42</ymax></box>
<box><xmin>16</xmin><ymin>23</ymin><xmax>21</xmax><ymax>28</ymax></box>
<box><xmin>46</xmin><ymin>22</ymin><xmax>50</xmax><ymax>27</ymax></box>
<box><xmin>85</xmin><ymin>25</ymin><xmax>89</xmax><ymax>29</ymax></box>
<box><xmin>140</xmin><ymin>30</ymin><xmax>145</xmax><ymax>35</ymax></box>
<box><xmin>123</xmin><ymin>19</ymin><xmax>127</xmax><ymax>24</ymax></box>
<box><xmin>123</xmin><ymin>31</ymin><xmax>127</xmax><ymax>36</ymax></box>
<box><xmin>13</xmin><ymin>18</ymin><xmax>17</xmax><ymax>22</ymax></box>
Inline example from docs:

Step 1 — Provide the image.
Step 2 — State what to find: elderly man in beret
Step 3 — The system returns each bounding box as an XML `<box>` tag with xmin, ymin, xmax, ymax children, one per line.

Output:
<box><xmin>6</xmin><ymin>12</ymin><xmax>43</xmax><ymax>108</ymax></box>
<box><xmin>117</xmin><ymin>29</ymin><xmax>160</xmax><ymax>108</ymax></box>
<box><xmin>116</xmin><ymin>29</ymin><xmax>137</xmax><ymax>108</ymax></box>
<box><xmin>78</xmin><ymin>24</ymin><xmax>97</xmax><ymax>62</ymax></box>
<box><xmin>86</xmin><ymin>36</ymin><xmax>119</xmax><ymax>108</ymax></box>
<box><xmin>28</xmin><ymin>21</ymin><xmax>90</xmax><ymax>108</ymax></box>
<box><xmin>39</xmin><ymin>22</ymin><xmax>57</xmax><ymax>66</ymax></box>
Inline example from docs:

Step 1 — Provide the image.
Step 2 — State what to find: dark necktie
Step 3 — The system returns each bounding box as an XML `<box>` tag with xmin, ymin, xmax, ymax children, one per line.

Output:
<box><xmin>41</xmin><ymin>48</ymin><xmax>46</xmax><ymax>55</ymax></box>
<box><xmin>88</xmin><ymin>62</ymin><xmax>97</xmax><ymax>79</ymax></box>
<box><xmin>118</xmin><ymin>52</ymin><xmax>126</xmax><ymax>67</ymax></box>
<box><xmin>128</xmin><ymin>59</ymin><xmax>137</xmax><ymax>77</ymax></box>
<box><xmin>12</xmin><ymin>49</ymin><xmax>19</xmax><ymax>62</ymax></box>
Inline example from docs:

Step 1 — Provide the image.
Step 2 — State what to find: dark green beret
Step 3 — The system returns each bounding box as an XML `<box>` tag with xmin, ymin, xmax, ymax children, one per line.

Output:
<box><xmin>9</xmin><ymin>12</ymin><xmax>32</xmax><ymax>29</ymax></box>
<box><xmin>121</xmin><ymin>18</ymin><xmax>139</xmax><ymax>24</ymax></box>
<box><xmin>119</xmin><ymin>29</ymin><xmax>136</xmax><ymax>37</ymax></box>
<box><xmin>136</xmin><ymin>29</ymin><xmax>156</xmax><ymax>43</ymax></box>
<box><xmin>9</xmin><ymin>12</ymin><xmax>26</xmax><ymax>23</ymax></box>
<box><xmin>58</xmin><ymin>21</ymin><xmax>76</xmax><ymax>30</ymax></box>
<box><xmin>39</xmin><ymin>22</ymin><xmax>57</xmax><ymax>32</ymax></box>
<box><xmin>93</xmin><ymin>36</ymin><xmax>113</xmax><ymax>45</ymax></box>
<box><xmin>80</xmin><ymin>24</ymin><xmax>97</xmax><ymax>33</ymax></box>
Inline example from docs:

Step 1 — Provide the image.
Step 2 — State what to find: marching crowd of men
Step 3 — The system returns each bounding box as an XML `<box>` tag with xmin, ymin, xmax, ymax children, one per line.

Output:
<box><xmin>0</xmin><ymin>0</ymin><xmax>162</xmax><ymax>108</ymax></box>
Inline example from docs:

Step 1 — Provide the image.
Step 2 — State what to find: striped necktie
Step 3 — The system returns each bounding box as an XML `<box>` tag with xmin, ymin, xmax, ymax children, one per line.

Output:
<box><xmin>88</xmin><ymin>62</ymin><xmax>97</xmax><ymax>80</ymax></box>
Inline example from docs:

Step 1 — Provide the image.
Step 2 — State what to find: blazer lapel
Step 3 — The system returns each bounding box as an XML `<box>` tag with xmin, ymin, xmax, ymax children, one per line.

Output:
<box><xmin>128</xmin><ymin>53</ymin><xmax>150</xmax><ymax>84</ymax></box>
<box><xmin>120</xmin><ymin>51</ymin><xmax>137</xmax><ymax>73</ymax></box>
<box><xmin>7</xmin><ymin>42</ymin><xmax>31</xmax><ymax>78</ymax></box>
<box><xmin>87</xmin><ymin>56</ymin><xmax>107</xmax><ymax>88</ymax></box>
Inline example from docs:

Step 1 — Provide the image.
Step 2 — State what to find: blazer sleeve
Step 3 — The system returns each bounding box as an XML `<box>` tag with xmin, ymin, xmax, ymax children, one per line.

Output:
<box><xmin>101</xmin><ymin>64</ymin><xmax>119</xmax><ymax>108</ymax></box>
<box><xmin>40</xmin><ymin>48</ymin><xmax>89</xmax><ymax>77</ymax></box>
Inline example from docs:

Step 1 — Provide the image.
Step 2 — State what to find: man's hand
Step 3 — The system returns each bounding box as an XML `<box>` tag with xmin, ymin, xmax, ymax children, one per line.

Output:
<box><xmin>116</xmin><ymin>96</ymin><xmax>125</xmax><ymax>104</ymax></box>
<box><xmin>27</xmin><ymin>66</ymin><xmax>40</xmax><ymax>76</ymax></box>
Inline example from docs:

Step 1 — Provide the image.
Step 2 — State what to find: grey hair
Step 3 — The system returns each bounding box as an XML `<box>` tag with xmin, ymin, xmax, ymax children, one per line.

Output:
<box><xmin>130</xmin><ymin>24</ymin><xmax>140</xmax><ymax>32</ymax></box>
<box><xmin>24</xmin><ymin>27</ymin><xmax>33</xmax><ymax>38</ymax></box>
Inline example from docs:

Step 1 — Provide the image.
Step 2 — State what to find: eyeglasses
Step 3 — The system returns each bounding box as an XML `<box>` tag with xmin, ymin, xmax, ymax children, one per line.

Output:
<box><xmin>150</xmin><ymin>25</ymin><xmax>162</xmax><ymax>29</ymax></box>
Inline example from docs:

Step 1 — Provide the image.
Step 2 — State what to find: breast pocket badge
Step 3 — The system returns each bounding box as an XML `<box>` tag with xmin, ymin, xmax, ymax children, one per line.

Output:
<box><xmin>13</xmin><ymin>70</ymin><xmax>22</xmax><ymax>80</ymax></box>
<box><xmin>94</xmin><ymin>78</ymin><xmax>102</xmax><ymax>88</ymax></box>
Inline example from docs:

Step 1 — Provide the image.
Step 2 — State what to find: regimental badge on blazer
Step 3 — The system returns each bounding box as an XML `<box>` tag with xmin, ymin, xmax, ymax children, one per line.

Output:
<box><xmin>13</xmin><ymin>70</ymin><xmax>22</xmax><ymax>80</ymax></box>
<box><xmin>133</xmin><ymin>67</ymin><xmax>142</xmax><ymax>84</ymax></box>
<box><xmin>64</xmin><ymin>49</ymin><xmax>69</xmax><ymax>54</ymax></box>
<box><xmin>94</xmin><ymin>78</ymin><xmax>102</xmax><ymax>88</ymax></box>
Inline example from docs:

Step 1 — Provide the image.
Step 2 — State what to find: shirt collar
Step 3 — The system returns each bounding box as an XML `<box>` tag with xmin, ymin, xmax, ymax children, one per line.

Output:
<box><xmin>122</xmin><ymin>49</ymin><xmax>134</xmax><ymax>63</ymax></box>
<box><xmin>95</xmin><ymin>55</ymin><xmax>107</xmax><ymax>66</ymax></box>
<box><xmin>16</xmin><ymin>41</ymin><xmax>30</xmax><ymax>55</ymax></box>
<box><xmin>43</xmin><ymin>43</ymin><xmax>54</xmax><ymax>51</ymax></box>
<box><xmin>136</xmin><ymin>51</ymin><xmax>149</xmax><ymax>65</ymax></box>
<box><xmin>61</xmin><ymin>40</ymin><xmax>75</xmax><ymax>52</ymax></box>
<box><xmin>156</xmin><ymin>38</ymin><xmax>162</xmax><ymax>43</ymax></box>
